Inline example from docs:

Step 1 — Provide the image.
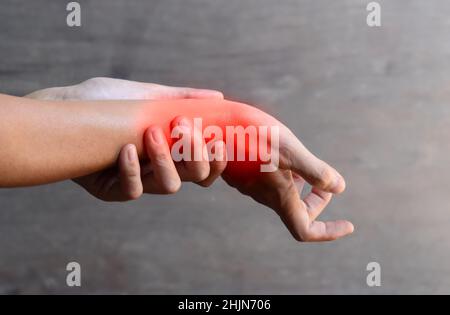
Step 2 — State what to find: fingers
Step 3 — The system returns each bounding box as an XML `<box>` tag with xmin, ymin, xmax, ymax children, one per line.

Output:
<box><xmin>303</xmin><ymin>187</ymin><xmax>333</xmax><ymax>221</ymax></box>
<box><xmin>164</xmin><ymin>86</ymin><xmax>224</xmax><ymax>100</ymax></box>
<box><xmin>140</xmin><ymin>117</ymin><xmax>226</xmax><ymax>194</ymax></box>
<box><xmin>86</xmin><ymin>144</ymin><xmax>143</xmax><ymax>202</ymax></box>
<box><xmin>171</xmin><ymin>117</ymin><xmax>211</xmax><ymax>182</ymax></box>
<box><xmin>118</xmin><ymin>144</ymin><xmax>144</xmax><ymax>200</ymax></box>
<box><xmin>293</xmin><ymin>173</ymin><xmax>332</xmax><ymax>221</ymax></box>
<box><xmin>281</xmin><ymin>129</ymin><xmax>346</xmax><ymax>194</ymax></box>
<box><xmin>277</xmin><ymin>182</ymin><xmax>354</xmax><ymax>242</ymax></box>
<box><xmin>306</xmin><ymin>220</ymin><xmax>355</xmax><ymax>242</ymax></box>
<box><xmin>143</xmin><ymin>126</ymin><xmax>182</xmax><ymax>194</ymax></box>
<box><xmin>76</xmin><ymin>78</ymin><xmax>224</xmax><ymax>101</ymax></box>
<box><xmin>198</xmin><ymin>141</ymin><xmax>227</xmax><ymax>187</ymax></box>
<box><xmin>170</xmin><ymin>116</ymin><xmax>227</xmax><ymax>186</ymax></box>
<box><xmin>152</xmin><ymin>84</ymin><xmax>224</xmax><ymax>100</ymax></box>
<box><xmin>25</xmin><ymin>87</ymin><xmax>69</xmax><ymax>100</ymax></box>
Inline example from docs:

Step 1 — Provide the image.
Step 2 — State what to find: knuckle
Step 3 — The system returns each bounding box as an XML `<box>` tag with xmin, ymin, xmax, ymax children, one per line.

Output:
<box><xmin>188</xmin><ymin>164</ymin><xmax>210</xmax><ymax>182</ymax></box>
<box><xmin>196</xmin><ymin>167</ymin><xmax>210</xmax><ymax>182</ymax></box>
<box><xmin>121</xmin><ymin>177</ymin><xmax>143</xmax><ymax>201</ymax></box>
<box><xmin>125</xmin><ymin>166</ymin><xmax>140</xmax><ymax>178</ymax></box>
<box><xmin>161</xmin><ymin>179</ymin><xmax>181</xmax><ymax>194</ymax></box>
<box><xmin>82</xmin><ymin>77</ymin><xmax>102</xmax><ymax>86</ymax></box>
<box><xmin>197</xmin><ymin>180</ymin><xmax>212</xmax><ymax>188</ymax></box>
<box><xmin>292</xmin><ymin>228</ymin><xmax>314</xmax><ymax>242</ymax></box>
<box><xmin>314</xmin><ymin>167</ymin><xmax>334</xmax><ymax>189</ymax></box>
<box><xmin>293</xmin><ymin>232</ymin><xmax>307</xmax><ymax>242</ymax></box>
<box><xmin>153</xmin><ymin>153</ymin><xmax>169</xmax><ymax>167</ymax></box>
<box><xmin>125</xmin><ymin>188</ymin><xmax>143</xmax><ymax>201</ymax></box>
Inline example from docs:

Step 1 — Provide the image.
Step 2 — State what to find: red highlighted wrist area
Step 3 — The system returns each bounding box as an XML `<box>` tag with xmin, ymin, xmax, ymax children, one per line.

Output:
<box><xmin>139</xmin><ymin>99</ymin><xmax>281</xmax><ymax>177</ymax></box>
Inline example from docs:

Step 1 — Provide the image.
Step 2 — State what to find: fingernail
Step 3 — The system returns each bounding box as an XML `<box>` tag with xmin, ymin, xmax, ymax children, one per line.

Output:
<box><xmin>127</xmin><ymin>145</ymin><xmax>137</xmax><ymax>162</ymax></box>
<box><xmin>151</xmin><ymin>128</ymin><xmax>164</xmax><ymax>145</ymax></box>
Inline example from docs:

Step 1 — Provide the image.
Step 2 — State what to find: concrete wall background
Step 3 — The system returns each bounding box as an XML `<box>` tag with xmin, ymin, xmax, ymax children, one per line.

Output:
<box><xmin>1</xmin><ymin>0</ymin><xmax>450</xmax><ymax>294</ymax></box>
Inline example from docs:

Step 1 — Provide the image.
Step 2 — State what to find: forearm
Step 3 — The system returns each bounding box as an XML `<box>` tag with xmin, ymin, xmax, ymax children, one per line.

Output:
<box><xmin>0</xmin><ymin>94</ymin><xmax>156</xmax><ymax>187</ymax></box>
<box><xmin>0</xmin><ymin>94</ymin><xmax>279</xmax><ymax>187</ymax></box>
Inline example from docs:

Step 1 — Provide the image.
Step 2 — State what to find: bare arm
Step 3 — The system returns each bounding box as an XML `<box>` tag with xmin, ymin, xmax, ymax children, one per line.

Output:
<box><xmin>0</xmin><ymin>93</ymin><xmax>341</xmax><ymax>191</ymax></box>
<box><xmin>0</xmin><ymin>94</ymin><xmax>151</xmax><ymax>187</ymax></box>
<box><xmin>0</xmin><ymin>94</ymin><xmax>235</xmax><ymax>187</ymax></box>
<box><xmin>26</xmin><ymin>79</ymin><xmax>228</xmax><ymax>201</ymax></box>
<box><xmin>0</xmin><ymin>87</ymin><xmax>353</xmax><ymax>242</ymax></box>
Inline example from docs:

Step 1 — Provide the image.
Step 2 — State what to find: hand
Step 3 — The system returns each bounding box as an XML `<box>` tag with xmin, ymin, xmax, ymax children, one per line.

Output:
<box><xmin>28</xmin><ymin>78</ymin><xmax>353</xmax><ymax>242</ymax></box>
<box><xmin>27</xmin><ymin>77</ymin><xmax>227</xmax><ymax>201</ymax></box>
<box><xmin>222</xmin><ymin>124</ymin><xmax>353</xmax><ymax>242</ymax></box>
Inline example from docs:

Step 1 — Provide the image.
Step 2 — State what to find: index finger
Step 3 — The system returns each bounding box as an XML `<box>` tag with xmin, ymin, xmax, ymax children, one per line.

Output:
<box><xmin>276</xmin><ymin>183</ymin><xmax>354</xmax><ymax>242</ymax></box>
<box><xmin>280</xmin><ymin>128</ymin><xmax>346</xmax><ymax>194</ymax></box>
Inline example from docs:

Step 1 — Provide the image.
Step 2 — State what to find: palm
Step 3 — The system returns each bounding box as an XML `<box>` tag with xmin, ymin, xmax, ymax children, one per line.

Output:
<box><xmin>222</xmin><ymin>168</ymin><xmax>296</xmax><ymax>212</ymax></box>
<box><xmin>220</xmin><ymin>123</ymin><xmax>353</xmax><ymax>242</ymax></box>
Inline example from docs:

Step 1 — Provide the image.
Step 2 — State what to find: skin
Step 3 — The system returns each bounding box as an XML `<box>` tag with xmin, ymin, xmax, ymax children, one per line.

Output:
<box><xmin>27</xmin><ymin>78</ymin><xmax>227</xmax><ymax>201</ymax></box>
<box><xmin>3</xmin><ymin>78</ymin><xmax>354</xmax><ymax>242</ymax></box>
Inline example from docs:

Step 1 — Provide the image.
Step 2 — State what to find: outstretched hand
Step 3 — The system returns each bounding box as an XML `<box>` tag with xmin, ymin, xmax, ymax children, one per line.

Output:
<box><xmin>222</xmin><ymin>125</ymin><xmax>352</xmax><ymax>242</ymax></box>
<box><xmin>27</xmin><ymin>77</ymin><xmax>353</xmax><ymax>242</ymax></box>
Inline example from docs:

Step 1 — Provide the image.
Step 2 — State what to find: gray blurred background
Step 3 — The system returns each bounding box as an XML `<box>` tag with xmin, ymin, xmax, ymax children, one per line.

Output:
<box><xmin>1</xmin><ymin>0</ymin><xmax>450</xmax><ymax>294</ymax></box>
